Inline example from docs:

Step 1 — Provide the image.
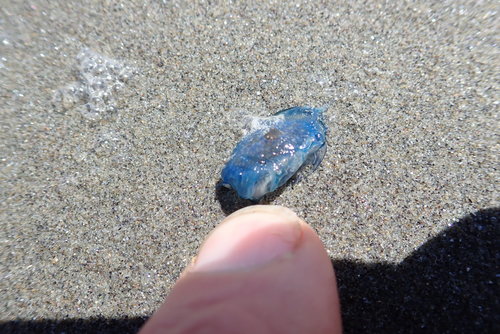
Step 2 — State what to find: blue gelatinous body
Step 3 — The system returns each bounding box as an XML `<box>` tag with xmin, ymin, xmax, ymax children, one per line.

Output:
<box><xmin>221</xmin><ymin>106</ymin><xmax>327</xmax><ymax>200</ymax></box>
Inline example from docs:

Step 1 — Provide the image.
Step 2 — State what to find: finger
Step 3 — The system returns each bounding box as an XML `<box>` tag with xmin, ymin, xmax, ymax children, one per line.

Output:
<box><xmin>140</xmin><ymin>205</ymin><xmax>342</xmax><ymax>334</ymax></box>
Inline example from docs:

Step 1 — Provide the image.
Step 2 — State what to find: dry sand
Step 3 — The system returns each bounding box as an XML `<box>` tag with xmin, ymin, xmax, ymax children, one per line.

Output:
<box><xmin>1</xmin><ymin>1</ymin><xmax>498</xmax><ymax>333</ymax></box>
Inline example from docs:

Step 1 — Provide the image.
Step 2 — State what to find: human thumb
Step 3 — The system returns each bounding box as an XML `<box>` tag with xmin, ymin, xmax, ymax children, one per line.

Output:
<box><xmin>140</xmin><ymin>205</ymin><xmax>342</xmax><ymax>334</ymax></box>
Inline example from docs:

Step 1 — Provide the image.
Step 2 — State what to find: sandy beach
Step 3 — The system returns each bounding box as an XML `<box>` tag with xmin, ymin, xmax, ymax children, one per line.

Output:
<box><xmin>1</xmin><ymin>1</ymin><xmax>498</xmax><ymax>333</ymax></box>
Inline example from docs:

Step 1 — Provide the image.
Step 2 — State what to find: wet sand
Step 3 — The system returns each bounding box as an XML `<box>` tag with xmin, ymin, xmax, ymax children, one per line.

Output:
<box><xmin>1</xmin><ymin>1</ymin><xmax>498</xmax><ymax>333</ymax></box>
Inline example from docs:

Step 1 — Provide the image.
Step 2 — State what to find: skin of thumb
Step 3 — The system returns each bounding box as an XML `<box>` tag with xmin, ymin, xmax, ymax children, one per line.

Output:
<box><xmin>140</xmin><ymin>206</ymin><xmax>342</xmax><ymax>334</ymax></box>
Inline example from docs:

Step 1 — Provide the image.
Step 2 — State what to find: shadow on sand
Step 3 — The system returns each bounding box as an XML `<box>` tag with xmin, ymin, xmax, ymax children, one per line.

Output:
<box><xmin>334</xmin><ymin>207</ymin><xmax>499</xmax><ymax>333</ymax></box>
<box><xmin>214</xmin><ymin>178</ymin><xmax>289</xmax><ymax>215</ymax></box>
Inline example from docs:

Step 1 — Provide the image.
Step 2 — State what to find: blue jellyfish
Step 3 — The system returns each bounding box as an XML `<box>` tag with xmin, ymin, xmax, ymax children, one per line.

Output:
<box><xmin>221</xmin><ymin>106</ymin><xmax>327</xmax><ymax>200</ymax></box>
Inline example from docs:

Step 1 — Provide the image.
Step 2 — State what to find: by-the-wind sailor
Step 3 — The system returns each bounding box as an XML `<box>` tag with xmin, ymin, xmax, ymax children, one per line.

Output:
<box><xmin>221</xmin><ymin>106</ymin><xmax>327</xmax><ymax>200</ymax></box>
